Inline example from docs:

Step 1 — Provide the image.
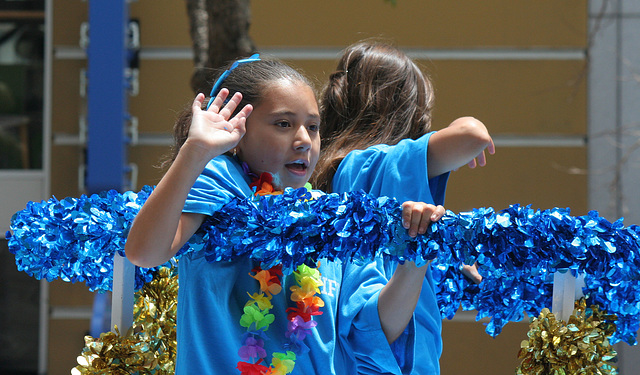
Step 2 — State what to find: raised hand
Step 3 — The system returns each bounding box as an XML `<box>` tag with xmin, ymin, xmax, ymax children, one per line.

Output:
<box><xmin>466</xmin><ymin>131</ymin><xmax>495</xmax><ymax>169</ymax></box>
<box><xmin>186</xmin><ymin>90</ymin><xmax>253</xmax><ymax>160</ymax></box>
<box><xmin>427</xmin><ymin>116</ymin><xmax>495</xmax><ymax>177</ymax></box>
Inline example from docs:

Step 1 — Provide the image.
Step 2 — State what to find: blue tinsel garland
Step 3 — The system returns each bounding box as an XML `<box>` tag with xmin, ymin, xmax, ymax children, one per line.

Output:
<box><xmin>7</xmin><ymin>186</ymin><xmax>640</xmax><ymax>345</ymax></box>
<box><xmin>6</xmin><ymin>186</ymin><xmax>168</xmax><ymax>292</ymax></box>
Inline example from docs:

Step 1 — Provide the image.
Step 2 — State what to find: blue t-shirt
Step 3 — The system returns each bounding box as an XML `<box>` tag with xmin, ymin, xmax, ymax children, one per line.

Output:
<box><xmin>332</xmin><ymin>132</ymin><xmax>449</xmax><ymax>375</ymax></box>
<box><xmin>175</xmin><ymin>154</ymin><xmax>406</xmax><ymax>374</ymax></box>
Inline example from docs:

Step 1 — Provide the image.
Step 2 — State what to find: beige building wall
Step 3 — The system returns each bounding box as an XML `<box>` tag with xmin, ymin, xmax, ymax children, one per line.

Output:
<box><xmin>47</xmin><ymin>1</ymin><xmax>587</xmax><ymax>374</ymax></box>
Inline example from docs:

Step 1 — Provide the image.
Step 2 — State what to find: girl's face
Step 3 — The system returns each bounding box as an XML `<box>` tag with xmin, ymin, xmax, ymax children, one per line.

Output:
<box><xmin>236</xmin><ymin>79</ymin><xmax>320</xmax><ymax>190</ymax></box>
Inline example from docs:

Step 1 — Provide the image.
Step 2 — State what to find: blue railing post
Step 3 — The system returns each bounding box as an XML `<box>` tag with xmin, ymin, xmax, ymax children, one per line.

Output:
<box><xmin>86</xmin><ymin>0</ymin><xmax>128</xmax><ymax>193</ymax></box>
<box><xmin>85</xmin><ymin>0</ymin><xmax>135</xmax><ymax>333</ymax></box>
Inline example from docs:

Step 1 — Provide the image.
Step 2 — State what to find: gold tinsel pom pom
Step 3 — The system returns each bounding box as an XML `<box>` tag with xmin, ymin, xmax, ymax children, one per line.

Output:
<box><xmin>72</xmin><ymin>267</ymin><xmax>178</xmax><ymax>374</ymax></box>
<box><xmin>517</xmin><ymin>298</ymin><xmax>618</xmax><ymax>375</ymax></box>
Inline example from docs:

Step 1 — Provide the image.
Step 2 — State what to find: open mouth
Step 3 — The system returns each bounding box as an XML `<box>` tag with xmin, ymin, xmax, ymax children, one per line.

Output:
<box><xmin>286</xmin><ymin>160</ymin><xmax>308</xmax><ymax>173</ymax></box>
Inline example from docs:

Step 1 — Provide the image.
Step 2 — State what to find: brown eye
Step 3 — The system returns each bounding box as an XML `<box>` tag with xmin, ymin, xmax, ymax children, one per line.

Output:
<box><xmin>275</xmin><ymin>120</ymin><xmax>291</xmax><ymax>128</ymax></box>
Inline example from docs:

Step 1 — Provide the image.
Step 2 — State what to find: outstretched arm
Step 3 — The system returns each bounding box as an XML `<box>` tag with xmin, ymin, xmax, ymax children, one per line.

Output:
<box><xmin>427</xmin><ymin>116</ymin><xmax>495</xmax><ymax>178</ymax></box>
<box><xmin>125</xmin><ymin>91</ymin><xmax>252</xmax><ymax>268</ymax></box>
<box><xmin>377</xmin><ymin>201</ymin><xmax>445</xmax><ymax>343</ymax></box>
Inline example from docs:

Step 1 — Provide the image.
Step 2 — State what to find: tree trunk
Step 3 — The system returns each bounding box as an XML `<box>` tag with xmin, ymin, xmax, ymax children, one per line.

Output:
<box><xmin>186</xmin><ymin>0</ymin><xmax>256</xmax><ymax>94</ymax></box>
<box><xmin>186</xmin><ymin>0</ymin><xmax>209</xmax><ymax>93</ymax></box>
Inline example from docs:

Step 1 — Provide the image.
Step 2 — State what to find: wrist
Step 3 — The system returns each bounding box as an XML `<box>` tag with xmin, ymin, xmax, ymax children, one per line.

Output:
<box><xmin>176</xmin><ymin>139</ymin><xmax>218</xmax><ymax>171</ymax></box>
<box><xmin>181</xmin><ymin>138</ymin><xmax>220</xmax><ymax>162</ymax></box>
<box><xmin>395</xmin><ymin>261</ymin><xmax>428</xmax><ymax>279</ymax></box>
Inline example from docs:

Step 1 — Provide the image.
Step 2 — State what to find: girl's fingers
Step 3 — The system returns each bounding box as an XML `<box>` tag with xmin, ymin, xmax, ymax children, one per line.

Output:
<box><xmin>488</xmin><ymin>139</ymin><xmax>496</xmax><ymax>154</ymax></box>
<box><xmin>235</xmin><ymin>104</ymin><xmax>253</xmax><ymax>122</ymax></box>
<box><xmin>192</xmin><ymin>93</ymin><xmax>205</xmax><ymax>112</ymax></box>
<box><xmin>227</xmin><ymin>105</ymin><xmax>252</xmax><ymax>138</ymax></box>
<box><xmin>207</xmin><ymin>88</ymin><xmax>230</xmax><ymax>113</ymax></box>
<box><xmin>235</xmin><ymin>116</ymin><xmax>247</xmax><ymax>136</ymax></box>
<box><xmin>402</xmin><ymin>202</ymin><xmax>444</xmax><ymax>237</ymax></box>
<box><xmin>408</xmin><ymin>214</ymin><xmax>420</xmax><ymax>237</ymax></box>
<box><xmin>218</xmin><ymin>92</ymin><xmax>243</xmax><ymax>120</ymax></box>
<box><xmin>476</xmin><ymin>151</ymin><xmax>487</xmax><ymax>167</ymax></box>
<box><xmin>417</xmin><ymin>214</ymin><xmax>430</xmax><ymax>235</ymax></box>
<box><xmin>401</xmin><ymin>201</ymin><xmax>413</xmax><ymax>229</ymax></box>
<box><xmin>406</xmin><ymin>203</ymin><xmax>426</xmax><ymax>237</ymax></box>
<box><xmin>418</xmin><ymin>204</ymin><xmax>441</xmax><ymax>234</ymax></box>
<box><xmin>462</xmin><ymin>264</ymin><xmax>483</xmax><ymax>284</ymax></box>
<box><xmin>430</xmin><ymin>205</ymin><xmax>445</xmax><ymax>222</ymax></box>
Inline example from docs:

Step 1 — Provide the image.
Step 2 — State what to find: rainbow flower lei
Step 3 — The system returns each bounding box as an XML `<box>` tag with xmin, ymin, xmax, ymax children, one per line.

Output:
<box><xmin>236</xmin><ymin>173</ymin><xmax>324</xmax><ymax>375</ymax></box>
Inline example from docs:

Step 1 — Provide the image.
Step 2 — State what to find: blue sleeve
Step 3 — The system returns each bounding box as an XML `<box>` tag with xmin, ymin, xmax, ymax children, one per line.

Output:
<box><xmin>339</xmin><ymin>259</ymin><xmax>414</xmax><ymax>375</ymax></box>
<box><xmin>183</xmin><ymin>154</ymin><xmax>253</xmax><ymax>215</ymax></box>
<box><xmin>333</xmin><ymin>131</ymin><xmax>449</xmax><ymax>205</ymax></box>
<box><xmin>333</xmin><ymin>132</ymin><xmax>449</xmax><ymax>373</ymax></box>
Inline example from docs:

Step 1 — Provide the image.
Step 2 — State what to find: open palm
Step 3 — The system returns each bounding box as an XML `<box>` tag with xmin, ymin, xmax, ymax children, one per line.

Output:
<box><xmin>188</xmin><ymin>90</ymin><xmax>253</xmax><ymax>159</ymax></box>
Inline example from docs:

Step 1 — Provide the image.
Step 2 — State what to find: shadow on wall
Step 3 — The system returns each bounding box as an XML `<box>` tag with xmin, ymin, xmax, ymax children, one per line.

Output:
<box><xmin>0</xmin><ymin>238</ymin><xmax>39</xmax><ymax>374</ymax></box>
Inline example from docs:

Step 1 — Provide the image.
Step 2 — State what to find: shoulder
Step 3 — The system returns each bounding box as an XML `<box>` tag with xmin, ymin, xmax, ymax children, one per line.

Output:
<box><xmin>199</xmin><ymin>155</ymin><xmax>248</xmax><ymax>187</ymax></box>
<box><xmin>202</xmin><ymin>154</ymin><xmax>242</xmax><ymax>175</ymax></box>
<box><xmin>346</xmin><ymin>132</ymin><xmax>434</xmax><ymax>161</ymax></box>
<box><xmin>185</xmin><ymin>154</ymin><xmax>252</xmax><ymax>214</ymax></box>
<box><xmin>339</xmin><ymin>132</ymin><xmax>434</xmax><ymax>172</ymax></box>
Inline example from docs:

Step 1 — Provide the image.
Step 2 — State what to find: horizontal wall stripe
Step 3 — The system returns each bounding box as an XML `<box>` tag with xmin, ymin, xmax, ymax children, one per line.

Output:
<box><xmin>53</xmin><ymin>132</ymin><xmax>587</xmax><ymax>148</ymax></box>
<box><xmin>492</xmin><ymin>134</ymin><xmax>587</xmax><ymax>147</ymax></box>
<box><xmin>50</xmin><ymin>305</ymin><xmax>93</xmax><ymax>320</ymax></box>
<box><xmin>0</xmin><ymin>170</ymin><xmax>46</xmax><ymax>179</ymax></box>
<box><xmin>55</xmin><ymin>46</ymin><xmax>586</xmax><ymax>61</ymax></box>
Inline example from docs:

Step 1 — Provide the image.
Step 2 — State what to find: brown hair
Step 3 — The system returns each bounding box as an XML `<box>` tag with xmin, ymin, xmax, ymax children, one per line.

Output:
<box><xmin>160</xmin><ymin>57</ymin><xmax>314</xmax><ymax>170</ymax></box>
<box><xmin>312</xmin><ymin>41</ymin><xmax>435</xmax><ymax>192</ymax></box>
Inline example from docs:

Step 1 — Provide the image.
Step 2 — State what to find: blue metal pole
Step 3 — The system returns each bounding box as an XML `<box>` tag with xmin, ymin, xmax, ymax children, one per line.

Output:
<box><xmin>86</xmin><ymin>0</ymin><xmax>128</xmax><ymax>193</ymax></box>
<box><xmin>85</xmin><ymin>0</ymin><xmax>135</xmax><ymax>334</ymax></box>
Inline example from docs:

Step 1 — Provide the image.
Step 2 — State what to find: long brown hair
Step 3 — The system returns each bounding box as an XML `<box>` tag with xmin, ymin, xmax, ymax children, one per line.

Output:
<box><xmin>160</xmin><ymin>57</ymin><xmax>314</xmax><ymax>170</ymax></box>
<box><xmin>312</xmin><ymin>41</ymin><xmax>435</xmax><ymax>192</ymax></box>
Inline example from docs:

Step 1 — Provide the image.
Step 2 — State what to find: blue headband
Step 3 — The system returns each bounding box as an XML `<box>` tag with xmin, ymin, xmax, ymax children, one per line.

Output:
<box><xmin>206</xmin><ymin>53</ymin><xmax>261</xmax><ymax>110</ymax></box>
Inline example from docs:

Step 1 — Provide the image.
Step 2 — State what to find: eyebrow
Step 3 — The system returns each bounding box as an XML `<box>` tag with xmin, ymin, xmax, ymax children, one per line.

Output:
<box><xmin>270</xmin><ymin>110</ymin><xmax>320</xmax><ymax>120</ymax></box>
